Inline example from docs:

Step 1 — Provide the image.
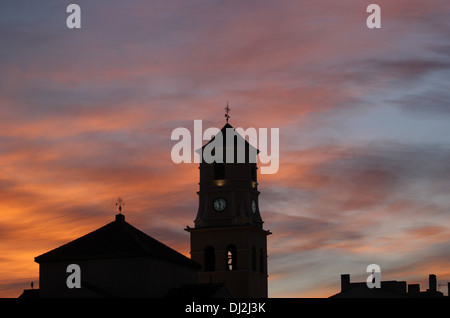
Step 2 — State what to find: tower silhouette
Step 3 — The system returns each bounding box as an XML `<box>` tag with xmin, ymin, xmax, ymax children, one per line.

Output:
<box><xmin>185</xmin><ymin>121</ymin><xmax>271</xmax><ymax>298</ymax></box>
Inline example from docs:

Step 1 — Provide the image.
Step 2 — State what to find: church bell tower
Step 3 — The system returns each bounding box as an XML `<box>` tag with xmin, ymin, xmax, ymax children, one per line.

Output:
<box><xmin>186</xmin><ymin>106</ymin><xmax>271</xmax><ymax>298</ymax></box>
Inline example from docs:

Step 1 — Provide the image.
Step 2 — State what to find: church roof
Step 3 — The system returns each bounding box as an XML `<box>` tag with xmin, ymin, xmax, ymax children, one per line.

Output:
<box><xmin>196</xmin><ymin>123</ymin><xmax>259</xmax><ymax>163</ymax></box>
<box><xmin>34</xmin><ymin>214</ymin><xmax>201</xmax><ymax>269</ymax></box>
<box><xmin>199</xmin><ymin>123</ymin><xmax>259</xmax><ymax>150</ymax></box>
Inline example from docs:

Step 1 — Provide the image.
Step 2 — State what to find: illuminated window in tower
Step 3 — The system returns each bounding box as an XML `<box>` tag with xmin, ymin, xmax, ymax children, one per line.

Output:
<box><xmin>226</xmin><ymin>245</ymin><xmax>237</xmax><ymax>271</ymax></box>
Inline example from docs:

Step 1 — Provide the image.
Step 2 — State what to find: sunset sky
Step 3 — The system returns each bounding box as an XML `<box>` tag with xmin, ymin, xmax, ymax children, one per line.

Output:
<box><xmin>1</xmin><ymin>0</ymin><xmax>449</xmax><ymax>297</ymax></box>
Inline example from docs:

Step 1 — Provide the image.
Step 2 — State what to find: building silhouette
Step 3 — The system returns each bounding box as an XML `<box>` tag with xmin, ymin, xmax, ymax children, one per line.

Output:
<box><xmin>33</xmin><ymin>213</ymin><xmax>200</xmax><ymax>297</ymax></box>
<box><xmin>20</xmin><ymin>120</ymin><xmax>269</xmax><ymax>298</ymax></box>
<box><xmin>186</xmin><ymin>123</ymin><xmax>271</xmax><ymax>298</ymax></box>
<box><xmin>330</xmin><ymin>273</ymin><xmax>449</xmax><ymax>298</ymax></box>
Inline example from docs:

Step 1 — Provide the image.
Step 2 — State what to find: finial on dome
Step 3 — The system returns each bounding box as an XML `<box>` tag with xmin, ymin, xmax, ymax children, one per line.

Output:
<box><xmin>116</xmin><ymin>197</ymin><xmax>125</xmax><ymax>214</ymax></box>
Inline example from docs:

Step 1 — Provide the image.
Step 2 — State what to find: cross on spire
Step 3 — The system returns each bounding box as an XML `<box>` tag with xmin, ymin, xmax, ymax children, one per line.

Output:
<box><xmin>116</xmin><ymin>197</ymin><xmax>125</xmax><ymax>214</ymax></box>
<box><xmin>225</xmin><ymin>101</ymin><xmax>230</xmax><ymax>123</ymax></box>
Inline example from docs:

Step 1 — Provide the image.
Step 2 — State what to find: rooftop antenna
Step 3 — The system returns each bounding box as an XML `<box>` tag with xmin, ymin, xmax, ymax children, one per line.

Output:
<box><xmin>116</xmin><ymin>197</ymin><xmax>125</xmax><ymax>214</ymax></box>
<box><xmin>225</xmin><ymin>101</ymin><xmax>230</xmax><ymax>123</ymax></box>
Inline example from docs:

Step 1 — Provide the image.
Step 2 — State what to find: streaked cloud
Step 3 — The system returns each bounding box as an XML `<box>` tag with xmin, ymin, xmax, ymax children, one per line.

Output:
<box><xmin>0</xmin><ymin>0</ymin><xmax>449</xmax><ymax>297</ymax></box>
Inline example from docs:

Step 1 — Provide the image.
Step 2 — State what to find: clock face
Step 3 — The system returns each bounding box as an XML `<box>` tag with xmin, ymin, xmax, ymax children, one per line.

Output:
<box><xmin>251</xmin><ymin>200</ymin><xmax>257</xmax><ymax>214</ymax></box>
<box><xmin>213</xmin><ymin>197</ymin><xmax>227</xmax><ymax>212</ymax></box>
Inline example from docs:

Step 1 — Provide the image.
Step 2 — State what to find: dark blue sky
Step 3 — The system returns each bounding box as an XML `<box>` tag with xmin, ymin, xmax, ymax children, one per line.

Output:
<box><xmin>1</xmin><ymin>0</ymin><xmax>449</xmax><ymax>297</ymax></box>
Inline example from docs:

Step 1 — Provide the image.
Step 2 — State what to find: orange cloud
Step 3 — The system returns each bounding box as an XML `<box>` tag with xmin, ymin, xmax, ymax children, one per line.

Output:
<box><xmin>1</xmin><ymin>0</ymin><xmax>449</xmax><ymax>298</ymax></box>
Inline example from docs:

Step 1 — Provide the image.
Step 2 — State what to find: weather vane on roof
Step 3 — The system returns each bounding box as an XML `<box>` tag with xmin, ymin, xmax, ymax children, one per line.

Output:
<box><xmin>225</xmin><ymin>101</ymin><xmax>230</xmax><ymax>123</ymax></box>
<box><xmin>116</xmin><ymin>197</ymin><xmax>125</xmax><ymax>214</ymax></box>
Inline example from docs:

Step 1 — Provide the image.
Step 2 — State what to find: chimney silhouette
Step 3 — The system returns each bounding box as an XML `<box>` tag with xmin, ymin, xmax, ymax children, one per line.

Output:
<box><xmin>341</xmin><ymin>274</ymin><xmax>350</xmax><ymax>292</ymax></box>
<box><xmin>428</xmin><ymin>274</ymin><xmax>437</xmax><ymax>292</ymax></box>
